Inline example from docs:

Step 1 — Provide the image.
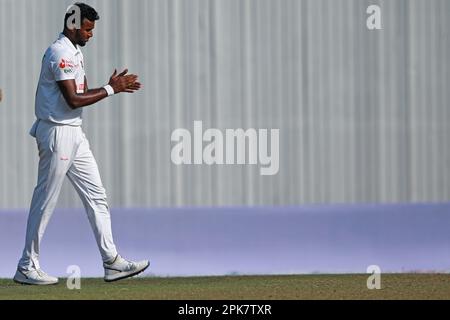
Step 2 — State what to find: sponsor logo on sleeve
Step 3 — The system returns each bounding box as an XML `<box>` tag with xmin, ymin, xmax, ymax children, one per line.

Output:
<box><xmin>59</xmin><ymin>58</ymin><xmax>77</xmax><ymax>74</ymax></box>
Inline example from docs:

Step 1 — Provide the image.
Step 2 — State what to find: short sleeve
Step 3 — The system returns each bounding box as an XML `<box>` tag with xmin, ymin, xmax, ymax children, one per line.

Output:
<box><xmin>49</xmin><ymin>49</ymin><xmax>76</xmax><ymax>81</ymax></box>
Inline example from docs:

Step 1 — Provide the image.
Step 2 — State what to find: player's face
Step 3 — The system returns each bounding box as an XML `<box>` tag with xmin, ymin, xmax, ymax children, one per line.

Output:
<box><xmin>76</xmin><ymin>19</ymin><xmax>95</xmax><ymax>47</ymax></box>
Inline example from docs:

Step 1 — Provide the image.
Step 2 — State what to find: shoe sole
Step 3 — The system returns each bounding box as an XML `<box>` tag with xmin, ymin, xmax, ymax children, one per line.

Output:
<box><xmin>104</xmin><ymin>261</ymin><xmax>150</xmax><ymax>283</ymax></box>
<box><xmin>13</xmin><ymin>278</ymin><xmax>59</xmax><ymax>286</ymax></box>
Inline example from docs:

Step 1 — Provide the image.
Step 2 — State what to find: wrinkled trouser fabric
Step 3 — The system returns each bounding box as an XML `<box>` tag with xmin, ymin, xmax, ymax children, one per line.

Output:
<box><xmin>18</xmin><ymin>120</ymin><xmax>118</xmax><ymax>271</ymax></box>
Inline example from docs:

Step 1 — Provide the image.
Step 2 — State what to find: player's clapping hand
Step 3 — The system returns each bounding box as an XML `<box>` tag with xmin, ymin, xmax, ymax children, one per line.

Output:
<box><xmin>108</xmin><ymin>69</ymin><xmax>142</xmax><ymax>94</ymax></box>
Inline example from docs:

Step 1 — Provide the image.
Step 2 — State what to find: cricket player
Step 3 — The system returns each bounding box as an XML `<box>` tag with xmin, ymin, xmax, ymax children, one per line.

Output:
<box><xmin>14</xmin><ymin>3</ymin><xmax>149</xmax><ymax>285</ymax></box>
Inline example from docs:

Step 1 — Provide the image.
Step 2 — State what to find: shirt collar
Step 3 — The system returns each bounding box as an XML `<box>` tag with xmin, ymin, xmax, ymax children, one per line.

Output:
<box><xmin>58</xmin><ymin>33</ymin><xmax>81</xmax><ymax>56</ymax></box>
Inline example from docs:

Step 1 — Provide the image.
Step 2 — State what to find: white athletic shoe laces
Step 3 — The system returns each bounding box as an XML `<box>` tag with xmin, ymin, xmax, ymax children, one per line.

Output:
<box><xmin>13</xmin><ymin>268</ymin><xmax>59</xmax><ymax>285</ymax></box>
<box><xmin>103</xmin><ymin>254</ymin><xmax>150</xmax><ymax>282</ymax></box>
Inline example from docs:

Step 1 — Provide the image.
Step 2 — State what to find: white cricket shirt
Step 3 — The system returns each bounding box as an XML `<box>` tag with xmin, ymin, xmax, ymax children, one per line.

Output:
<box><xmin>34</xmin><ymin>33</ymin><xmax>86</xmax><ymax>127</ymax></box>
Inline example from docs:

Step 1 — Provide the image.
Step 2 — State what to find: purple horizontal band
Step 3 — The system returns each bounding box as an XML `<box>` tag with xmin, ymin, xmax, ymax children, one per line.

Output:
<box><xmin>1</xmin><ymin>203</ymin><xmax>450</xmax><ymax>277</ymax></box>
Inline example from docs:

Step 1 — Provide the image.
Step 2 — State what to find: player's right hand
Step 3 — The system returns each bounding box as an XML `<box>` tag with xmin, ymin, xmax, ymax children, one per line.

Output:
<box><xmin>108</xmin><ymin>69</ymin><xmax>142</xmax><ymax>94</ymax></box>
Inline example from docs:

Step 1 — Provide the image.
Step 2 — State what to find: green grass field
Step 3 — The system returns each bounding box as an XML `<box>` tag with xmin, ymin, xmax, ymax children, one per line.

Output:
<box><xmin>1</xmin><ymin>274</ymin><xmax>450</xmax><ymax>300</ymax></box>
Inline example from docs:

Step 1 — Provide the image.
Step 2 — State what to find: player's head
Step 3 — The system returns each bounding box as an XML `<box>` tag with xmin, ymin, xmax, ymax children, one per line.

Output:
<box><xmin>63</xmin><ymin>2</ymin><xmax>99</xmax><ymax>47</ymax></box>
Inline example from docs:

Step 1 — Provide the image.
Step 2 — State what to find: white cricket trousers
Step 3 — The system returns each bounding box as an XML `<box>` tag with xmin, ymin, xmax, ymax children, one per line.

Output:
<box><xmin>18</xmin><ymin>120</ymin><xmax>118</xmax><ymax>271</ymax></box>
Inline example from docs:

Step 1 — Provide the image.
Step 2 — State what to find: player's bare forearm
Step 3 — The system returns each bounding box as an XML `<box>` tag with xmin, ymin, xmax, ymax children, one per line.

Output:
<box><xmin>70</xmin><ymin>88</ymin><xmax>109</xmax><ymax>109</ymax></box>
<box><xmin>57</xmin><ymin>80</ymin><xmax>108</xmax><ymax>109</ymax></box>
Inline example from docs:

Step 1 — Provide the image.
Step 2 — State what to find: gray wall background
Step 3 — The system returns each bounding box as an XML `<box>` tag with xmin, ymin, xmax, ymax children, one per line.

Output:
<box><xmin>1</xmin><ymin>0</ymin><xmax>450</xmax><ymax>209</ymax></box>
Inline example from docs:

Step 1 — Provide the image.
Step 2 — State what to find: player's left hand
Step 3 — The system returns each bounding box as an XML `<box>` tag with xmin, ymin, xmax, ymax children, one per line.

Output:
<box><xmin>108</xmin><ymin>69</ymin><xmax>142</xmax><ymax>94</ymax></box>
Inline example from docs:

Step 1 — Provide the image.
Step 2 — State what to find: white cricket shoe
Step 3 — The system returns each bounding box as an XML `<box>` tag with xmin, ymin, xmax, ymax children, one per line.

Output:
<box><xmin>13</xmin><ymin>268</ymin><xmax>59</xmax><ymax>285</ymax></box>
<box><xmin>103</xmin><ymin>254</ymin><xmax>150</xmax><ymax>282</ymax></box>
